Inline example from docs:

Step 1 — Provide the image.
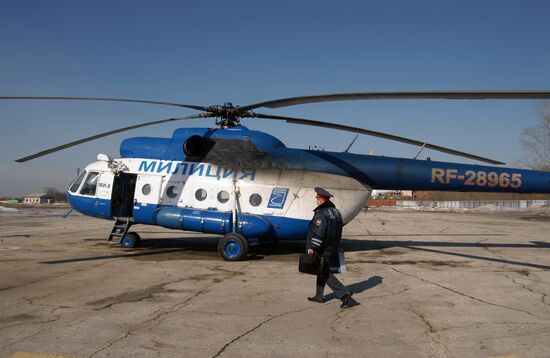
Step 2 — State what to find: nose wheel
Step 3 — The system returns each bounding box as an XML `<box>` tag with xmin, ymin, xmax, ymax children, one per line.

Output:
<box><xmin>218</xmin><ymin>233</ymin><xmax>249</xmax><ymax>261</ymax></box>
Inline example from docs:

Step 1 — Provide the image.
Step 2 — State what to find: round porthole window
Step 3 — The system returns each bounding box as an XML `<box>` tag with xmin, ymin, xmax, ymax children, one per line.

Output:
<box><xmin>166</xmin><ymin>185</ymin><xmax>179</xmax><ymax>198</ymax></box>
<box><xmin>249</xmin><ymin>193</ymin><xmax>262</xmax><ymax>207</ymax></box>
<box><xmin>142</xmin><ymin>184</ymin><xmax>151</xmax><ymax>196</ymax></box>
<box><xmin>217</xmin><ymin>190</ymin><xmax>230</xmax><ymax>203</ymax></box>
<box><xmin>195</xmin><ymin>188</ymin><xmax>207</xmax><ymax>201</ymax></box>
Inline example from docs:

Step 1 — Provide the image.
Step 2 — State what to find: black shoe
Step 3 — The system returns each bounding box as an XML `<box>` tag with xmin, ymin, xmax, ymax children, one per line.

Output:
<box><xmin>340</xmin><ymin>292</ymin><xmax>353</xmax><ymax>308</ymax></box>
<box><xmin>307</xmin><ymin>295</ymin><xmax>324</xmax><ymax>303</ymax></box>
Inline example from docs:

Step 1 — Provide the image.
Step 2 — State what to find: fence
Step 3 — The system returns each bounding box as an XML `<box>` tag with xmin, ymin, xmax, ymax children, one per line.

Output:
<box><xmin>367</xmin><ymin>199</ymin><xmax>397</xmax><ymax>207</ymax></box>
<box><xmin>396</xmin><ymin>200</ymin><xmax>550</xmax><ymax>209</ymax></box>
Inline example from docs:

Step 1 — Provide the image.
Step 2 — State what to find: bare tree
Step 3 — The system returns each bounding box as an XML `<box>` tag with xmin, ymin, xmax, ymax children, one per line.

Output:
<box><xmin>44</xmin><ymin>187</ymin><xmax>67</xmax><ymax>202</ymax></box>
<box><xmin>521</xmin><ymin>103</ymin><xmax>550</xmax><ymax>170</ymax></box>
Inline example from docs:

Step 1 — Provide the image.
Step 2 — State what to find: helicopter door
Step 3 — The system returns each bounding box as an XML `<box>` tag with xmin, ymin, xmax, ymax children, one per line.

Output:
<box><xmin>95</xmin><ymin>171</ymin><xmax>114</xmax><ymax>218</ymax></box>
<box><xmin>111</xmin><ymin>173</ymin><xmax>137</xmax><ymax>218</ymax></box>
<box><xmin>133</xmin><ymin>174</ymin><xmax>163</xmax><ymax>224</ymax></box>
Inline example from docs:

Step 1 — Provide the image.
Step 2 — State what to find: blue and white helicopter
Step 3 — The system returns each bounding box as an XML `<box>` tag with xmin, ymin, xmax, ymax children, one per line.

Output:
<box><xmin>4</xmin><ymin>92</ymin><xmax>550</xmax><ymax>261</ymax></box>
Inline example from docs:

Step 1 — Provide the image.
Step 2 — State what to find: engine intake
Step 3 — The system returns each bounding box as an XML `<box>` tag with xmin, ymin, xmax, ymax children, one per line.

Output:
<box><xmin>183</xmin><ymin>135</ymin><xmax>209</xmax><ymax>157</ymax></box>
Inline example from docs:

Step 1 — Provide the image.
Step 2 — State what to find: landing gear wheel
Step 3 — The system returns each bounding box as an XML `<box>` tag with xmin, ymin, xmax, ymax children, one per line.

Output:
<box><xmin>218</xmin><ymin>233</ymin><xmax>249</xmax><ymax>261</ymax></box>
<box><xmin>121</xmin><ymin>232</ymin><xmax>141</xmax><ymax>248</ymax></box>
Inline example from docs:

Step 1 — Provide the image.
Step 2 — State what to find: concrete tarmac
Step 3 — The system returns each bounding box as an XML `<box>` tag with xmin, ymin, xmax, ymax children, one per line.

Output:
<box><xmin>1</xmin><ymin>207</ymin><xmax>550</xmax><ymax>358</ymax></box>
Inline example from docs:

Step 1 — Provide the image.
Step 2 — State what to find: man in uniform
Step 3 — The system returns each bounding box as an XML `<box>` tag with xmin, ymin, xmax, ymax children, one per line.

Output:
<box><xmin>306</xmin><ymin>187</ymin><xmax>353</xmax><ymax>308</ymax></box>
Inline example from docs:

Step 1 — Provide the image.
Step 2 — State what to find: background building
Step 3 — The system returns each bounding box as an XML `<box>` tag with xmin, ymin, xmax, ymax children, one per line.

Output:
<box><xmin>23</xmin><ymin>193</ymin><xmax>53</xmax><ymax>204</ymax></box>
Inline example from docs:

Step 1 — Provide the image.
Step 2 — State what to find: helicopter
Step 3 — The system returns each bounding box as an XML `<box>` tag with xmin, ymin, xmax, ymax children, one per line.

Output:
<box><xmin>3</xmin><ymin>91</ymin><xmax>550</xmax><ymax>261</ymax></box>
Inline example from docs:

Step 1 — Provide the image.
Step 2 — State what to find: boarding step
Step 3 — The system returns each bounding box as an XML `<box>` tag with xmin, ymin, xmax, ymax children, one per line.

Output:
<box><xmin>107</xmin><ymin>217</ymin><xmax>132</xmax><ymax>243</ymax></box>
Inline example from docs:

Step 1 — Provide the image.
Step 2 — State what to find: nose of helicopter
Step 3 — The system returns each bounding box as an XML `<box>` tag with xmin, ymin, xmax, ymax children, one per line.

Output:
<box><xmin>66</xmin><ymin>190</ymin><xmax>80</xmax><ymax>213</ymax></box>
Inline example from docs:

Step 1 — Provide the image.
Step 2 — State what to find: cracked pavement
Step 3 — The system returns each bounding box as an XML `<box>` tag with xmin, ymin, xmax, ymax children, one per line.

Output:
<box><xmin>1</xmin><ymin>207</ymin><xmax>550</xmax><ymax>357</ymax></box>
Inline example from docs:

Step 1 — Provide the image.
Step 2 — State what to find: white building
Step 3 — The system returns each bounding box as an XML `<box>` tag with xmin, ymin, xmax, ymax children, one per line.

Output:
<box><xmin>23</xmin><ymin>193</ymin><xmax>54</xmax><ymax>204</ymax></box>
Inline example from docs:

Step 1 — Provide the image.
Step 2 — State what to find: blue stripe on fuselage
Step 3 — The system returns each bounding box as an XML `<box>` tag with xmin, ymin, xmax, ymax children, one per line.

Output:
<box><xmin>66</xmin><ymin>192</ymin><xmax>310</xmax><ymax>240</ymax></box>
<box><xmin>132</xmin><ymin>202</ymin><xmax>158</xmax><ymax>225</ymax></box>
<box><xmin>263</xmin><ymin>215</ymin><xmax>309</xmax><ymax>240</ymax></box>
<box><xmin>134</xmin><ymin>204</ymin><xmax>309</xmax><ymax>240</ymax></box>
<box><xmin>66</xmin><ymin>192</ymin><xmax>112</xmax><ymax>219</ymax></box>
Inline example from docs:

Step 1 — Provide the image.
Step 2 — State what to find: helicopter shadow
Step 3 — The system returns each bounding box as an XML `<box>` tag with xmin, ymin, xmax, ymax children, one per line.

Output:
<box><xmin>339</xmin><ymin>236</ymin><xmax>550</xmax><ymax>271</ymax></box>
<box><xmin>43</xmin><ymin>236</ymin><xmax>221</xmax><ymax>264</ymax></box>
<box><xmin>250</xmin><ymin>234</ymin><xmax>550</xmax><ymax>271</ymax></box>
<box><xmin>43</xmin><ymin>233</ymin><xmax>550</xmax><ymax>271</ymax></box>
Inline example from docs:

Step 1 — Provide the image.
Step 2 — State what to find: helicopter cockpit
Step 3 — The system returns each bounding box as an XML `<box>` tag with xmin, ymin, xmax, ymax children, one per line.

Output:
<box><xmin>66</xmin><ymin>159</ymin><xmax>122</xmax><ymax>220</ymax></box>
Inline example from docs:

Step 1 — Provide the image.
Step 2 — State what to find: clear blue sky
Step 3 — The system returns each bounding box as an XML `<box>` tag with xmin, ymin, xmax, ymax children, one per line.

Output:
<box><xmin>1</xmin><ymin>0</ymin><xmax>549</xmax><ymax>197</ymax></box>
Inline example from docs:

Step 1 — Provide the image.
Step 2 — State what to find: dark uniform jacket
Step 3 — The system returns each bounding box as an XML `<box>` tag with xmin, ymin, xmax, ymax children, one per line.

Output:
<box><xmin>306</xmin><ymin>200</ymin><xmax>343</xmax><ymax>257</ymax></box>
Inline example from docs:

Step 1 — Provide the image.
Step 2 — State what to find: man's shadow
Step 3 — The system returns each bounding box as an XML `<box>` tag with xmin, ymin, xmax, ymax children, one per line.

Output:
<box><xmin>323</xmin><ymin>275</ymin><xmax>383</xmax><ymax>307</ymax></box>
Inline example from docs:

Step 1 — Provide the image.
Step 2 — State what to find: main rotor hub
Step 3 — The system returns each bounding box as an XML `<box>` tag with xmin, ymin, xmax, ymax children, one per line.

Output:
<box><xmin>207</xmin><ymin>103</ymin><xmax>255</xmax><ymax>128</ymax></box>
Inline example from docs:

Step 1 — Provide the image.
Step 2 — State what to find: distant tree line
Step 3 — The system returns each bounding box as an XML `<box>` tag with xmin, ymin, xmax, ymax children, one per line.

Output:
<box><xmin>44</xmin><ymin>187</ymin><xmax>67</xmax><ymax>202</ymax></box>
<box><xmin>0</xmin><ymin>196</ymin><xmax>21</xmax><ymax>201</ymax></box>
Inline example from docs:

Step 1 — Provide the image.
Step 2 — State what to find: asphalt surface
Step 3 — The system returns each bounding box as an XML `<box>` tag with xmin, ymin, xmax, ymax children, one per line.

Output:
<box><xmin>1</xmin><ymin>206</ymin><xmax>549</xmax><ymax>358</ymax></box>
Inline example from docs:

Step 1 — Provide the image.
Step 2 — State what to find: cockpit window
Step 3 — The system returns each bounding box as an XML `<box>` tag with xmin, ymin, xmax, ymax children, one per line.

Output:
<box><xmin>69</xmin><ymin>170</ymin><xmax>87</xmax><ymax>193</ymax></box>
<box><xmin>80</xmin><ymin>172</ymin><xmax>100</xmax><ymax>196</ymax></box>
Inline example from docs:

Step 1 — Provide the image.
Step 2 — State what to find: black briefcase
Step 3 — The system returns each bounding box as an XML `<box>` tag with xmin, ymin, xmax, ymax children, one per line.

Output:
<box><xmin>298</xmin><ymin>253</ymin><xmax>320</xmax><ymax>275</ymax></box>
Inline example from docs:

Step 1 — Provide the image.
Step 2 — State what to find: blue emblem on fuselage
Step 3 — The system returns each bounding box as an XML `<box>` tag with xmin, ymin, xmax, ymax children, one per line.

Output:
<box><xmin>267</xmin><ymin>188</ymin><xmax>289</xmax><ymax>209</ymax></box>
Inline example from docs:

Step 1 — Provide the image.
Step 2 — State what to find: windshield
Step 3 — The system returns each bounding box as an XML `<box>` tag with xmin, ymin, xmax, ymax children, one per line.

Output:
<box><xmin>69</xmin><ymin>170</ymin><xmax>87</xmax><ymax>193</ymax></box>
<box><xmin>80</xmin><ymin>172</ymin><xmax>100</xmax><ymax>196</ymax></box>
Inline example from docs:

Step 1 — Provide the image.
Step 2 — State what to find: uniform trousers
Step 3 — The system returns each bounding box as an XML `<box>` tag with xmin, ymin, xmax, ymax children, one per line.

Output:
<box><xmin>317</xmin><ymin>256</ymin><xmax>346</xmax><ymax>297</ymax></box>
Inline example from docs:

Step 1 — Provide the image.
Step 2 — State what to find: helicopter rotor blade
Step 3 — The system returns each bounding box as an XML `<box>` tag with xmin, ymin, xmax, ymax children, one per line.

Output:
<box><xmin>240</xmin><ymin>91</ymin><xmax>550</xmax><ymax>110</ymax></box>
<box><xmin>0</xmin><ymin>96</ymin><xmax>209</xmax><ymax>112</ymax></box>
<box><xmin>15</xmin><ymin>113</ymin><xmax>210</xmax><ymax>162</ymax></box>
<box><xmin>252</xmin><ymin>112</ymin><xmax>505</xmax><ymax>165</ymax></box>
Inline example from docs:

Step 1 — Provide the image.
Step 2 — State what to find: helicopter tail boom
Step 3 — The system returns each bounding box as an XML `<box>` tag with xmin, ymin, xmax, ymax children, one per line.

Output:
<box><xmin>272</xmin><ymin>149</ymin><xmax>550</xmax><ymax>194</ymax></box>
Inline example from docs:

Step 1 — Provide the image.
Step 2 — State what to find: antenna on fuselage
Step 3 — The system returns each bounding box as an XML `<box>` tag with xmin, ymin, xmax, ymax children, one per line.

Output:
<box><xmin>344</xmin><ymin>135</ymin><xmax>359</xmax><ymax>153</ymax></box>
<box><xmin>413</xmin><ymin>143</ymin><xmax>427</xmax><ymax>159</ymax></box>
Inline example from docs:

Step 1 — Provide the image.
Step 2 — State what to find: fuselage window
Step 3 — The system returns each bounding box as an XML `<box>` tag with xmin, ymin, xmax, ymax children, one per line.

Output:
<box><xmin>142</xmin><ymin>184</ymin><xmax>151</xmax><ymax>196</ymax></box>
<box><xmin>195</xmin><ymin>189</ymin><xmax>207</xmax><ymax>201</ymax></box>
<box><xmin>217</xmin><ymin>190</ymin><xmax>230</xmax><ymax>203</ymax></box>
<box><xmin>167</xmin><ymin>185</ymin><xmax>179</xmax><ymax>198</ymax></box>
<box><xmin>249</xmin><ymin>193</ymin><xmax>262</xmax><ymax>207</ymax></box>
<box><xmin>80</xmin><ymin>172</ymin><xmax>100</xmax><ymax>196</ymax></box>
<box><xmin>69</xmin><ymin>170</ymin><xmax>87</xmax><ymax>193</ymax></box>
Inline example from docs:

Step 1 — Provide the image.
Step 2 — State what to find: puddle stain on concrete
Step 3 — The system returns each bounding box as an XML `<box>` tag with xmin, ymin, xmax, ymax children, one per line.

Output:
<box><xmin>1</xmin><ymin>313</ymin><xmax>39</xmax><ymax>323</ymax></box>
<box><xmin>86</xmin><ymin>283</ymin><xmax>178</xmax><ymax>309</ymax></box>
